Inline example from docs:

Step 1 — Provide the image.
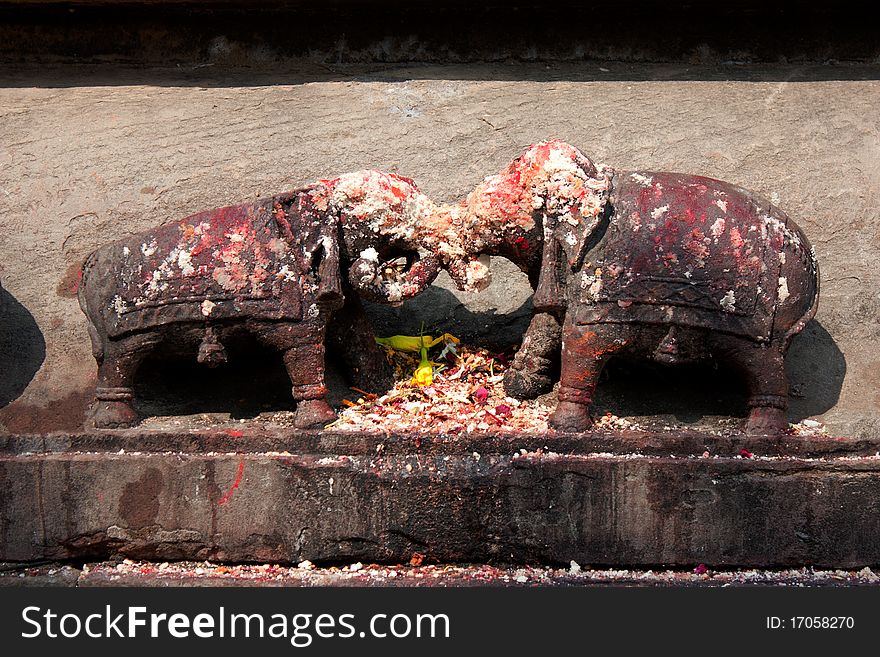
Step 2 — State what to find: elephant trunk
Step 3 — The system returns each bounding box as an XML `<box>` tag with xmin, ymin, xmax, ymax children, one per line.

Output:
<box><xmin>445</xmin><ymin>254</ymin><xmax>493</xmax><ymax>293</ymax></box>
<box><xmin>348</xmin><ymin>251</ymin><xmax>442</xmax><ymax>304</ymax></box>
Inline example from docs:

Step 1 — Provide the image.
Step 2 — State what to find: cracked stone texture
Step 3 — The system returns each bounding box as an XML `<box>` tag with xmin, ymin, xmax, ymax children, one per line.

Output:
<box><xmin>0</xmin><ymin>63</ymin><xmax>877</xmax><ymax>436</ymax></box>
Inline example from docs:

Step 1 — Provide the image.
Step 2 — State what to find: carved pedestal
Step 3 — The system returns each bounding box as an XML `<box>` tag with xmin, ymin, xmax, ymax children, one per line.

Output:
<box><xmin>2</xmin><ymin>429</ymin><xmax>878</xmax><ymax>568</ymax></box>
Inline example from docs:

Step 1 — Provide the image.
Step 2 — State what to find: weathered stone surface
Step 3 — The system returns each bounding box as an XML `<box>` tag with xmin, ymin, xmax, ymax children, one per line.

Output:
<box><xmin>1</xmin><ymin>63</ymin><xmax>877</xmax><ymax>436</ymax></box>
<box><xmin>2</xmin><ymin>431</ymin><xmax>880</xmax><ymax>567</ymax></box>
<box><xmin>0</xmin><ymin>564</ymin><xmax>81</xmax><ymax>587</ymax></box>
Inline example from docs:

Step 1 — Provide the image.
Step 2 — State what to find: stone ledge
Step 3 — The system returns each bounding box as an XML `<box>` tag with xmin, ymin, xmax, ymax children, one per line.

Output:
<box><xmin>2</xmin><ymin>428</ymin><xmax>876</xmax><ymax>458</ymax></box>
<box><xmin>4</xmin><ymin>561</ymin><xmax>880</xmax><ymax>588</ymax></box>
<box><xmin>2</xmin><ymin>431</ymin><xmax>879</xmax><ymax>568</ymax></box>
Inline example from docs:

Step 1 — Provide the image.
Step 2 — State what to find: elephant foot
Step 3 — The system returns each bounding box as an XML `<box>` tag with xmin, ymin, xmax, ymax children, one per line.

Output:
<box><xmin>294</xmin><ymin>398</ymin><xmax>337</xmax><ymax>429</ymax></box>
<box><xmin>92</xmin><ymin>400</ymin><xmax>139</xmax><ymax>429</ymax></box>
<box><xmin>745</xmin><ymin>407</ymin><xmax>788</xmax><ymax>436</ymax></box>
<box><xmin>548</xmin><ymin>401</ymin><xmax>593</xmax><ymax>433</ymax></box>
<box><xmin>503</xmin><ymin>366</ymin><xmax>554</xmax><ymax>400</ymax></box>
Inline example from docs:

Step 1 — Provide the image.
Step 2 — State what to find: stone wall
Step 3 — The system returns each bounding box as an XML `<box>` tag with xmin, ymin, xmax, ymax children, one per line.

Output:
<box><xmin>1</xmin><ymin>4</ymin><xmax>878</xmax><ymax>436</ymax></box>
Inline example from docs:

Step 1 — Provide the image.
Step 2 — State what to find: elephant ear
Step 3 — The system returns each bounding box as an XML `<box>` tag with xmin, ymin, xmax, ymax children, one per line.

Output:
<box><xmin>555</xmin><ymin>204</ymin><xmax>607</xmax><ymax>270</ymax></box>
<box><xmin>554</xmin><ymin>164</ymin><xmax>615</xmax><ymax>269</ymax></box>
<box><xmin>532</xmin><ymin>199</ymin><xmax>611</xmax><ymax>314</ymax></box>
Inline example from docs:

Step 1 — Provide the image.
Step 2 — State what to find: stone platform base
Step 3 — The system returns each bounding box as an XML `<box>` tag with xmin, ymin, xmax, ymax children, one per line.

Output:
<box><xmin>2</xmin><ymin>430</ymin><xmax>879</xmax><ymax>568</ymax></box>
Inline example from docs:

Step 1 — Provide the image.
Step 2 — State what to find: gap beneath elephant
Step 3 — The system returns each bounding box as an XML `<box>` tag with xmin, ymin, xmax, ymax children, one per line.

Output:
<box><xmin>594</xmin><ymin>358</ymin><xmax>749</xmax><ymax>426</ymax></box>
<box><xmin>133</xmin><ymin>334</ymin><xmax>298</xmax><ymax>421</ymax></box>
<box><xmin>132</xmin><ymin>331</ymin><xmax>384</xmax><ymax>424</ymax></box>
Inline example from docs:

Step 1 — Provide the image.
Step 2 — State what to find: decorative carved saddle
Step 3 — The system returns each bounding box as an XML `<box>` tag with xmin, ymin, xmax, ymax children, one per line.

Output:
<box><xmin>574</xmin><ymin>172</ymin><xmax>811</xmax><ymax>342</ymax></box>
<box><xmin>96</xmin><ymin>198</ymin><xmax>305</xmax><ymax>338</ymax></box>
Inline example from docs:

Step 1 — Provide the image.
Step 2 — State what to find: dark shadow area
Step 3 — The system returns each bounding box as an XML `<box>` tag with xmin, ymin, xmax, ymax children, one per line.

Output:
<box><xmin>0</xmin><ymin>284</ymin><xmax>46</xmax><ymax>408</ymax></box>
<box><xmin>364</xmin><ymin>286</ymin><xmax>533</xmax><ymax>351</ymax></box>
<box><xmin>784</xmin><ymin>320</ymin><xmax>846</xmax><ymax>422</ymax></box>
<box><xmin>133</xmin><ymin>334</ymin><xmax>296</xmax><ymax>419</ymax></box>
<box><xmin>132</xmin><ymin>331</ymin><xmax>357</xmax><ymax>418</ymax></box>
<box><xmin>594</xmin><ymin>359</ymin><xmax>750</xmax><ymax>422</ymax></box>
<box><xmin>2</xmin><ymin>2</ymin><xmax>880</xmax><ymax>87</ymax></box>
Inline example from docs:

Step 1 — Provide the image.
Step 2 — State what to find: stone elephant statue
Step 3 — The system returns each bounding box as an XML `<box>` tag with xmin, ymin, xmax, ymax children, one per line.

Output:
<box><xmin>79</xmin><ymin>170</ymin><xmax>441</xmax><ymax>429</ymax></box>
<box><xmin>414</xmin><ymin>140</ymin><xmax>819</xmax><ymax>435</ymax></box>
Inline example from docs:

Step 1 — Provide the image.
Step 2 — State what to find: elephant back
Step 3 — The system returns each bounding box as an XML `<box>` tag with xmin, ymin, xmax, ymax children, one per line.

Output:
<box><xmin>572</xmin><ymin>171</ymin><xmax>817</xmax><ymax>343</ymax></box>
<box><xmin>89</xmin><ymin>196</ymin><xmax>305</xmax><ymax>338</ymax></box>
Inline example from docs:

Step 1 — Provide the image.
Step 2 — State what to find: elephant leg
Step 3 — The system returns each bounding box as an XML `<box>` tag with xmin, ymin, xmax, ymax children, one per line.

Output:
<box><xmin>714</xmin><ymin>335</ymin><xmax>789</xmax><ymax>436</ymax></box>
<box><xmin>326</xmin><ymin>291</ymin><xmax>394</xmax><ymax>393</ymax></box>
<box><xmin>504</xmin><ymin>312</ymin><xmax>562</xmax><ymax>400</ymax></box>
<box><xmin>548</xmin><ymin>322</ymin><xmax>634</xmax><ymax>432</ymax></box>
<box><xmin>271</xmin><ymin>322</ymin><xmax>337</xmax><ymax>429</ymax></box>
<box><xmin>92</xmin><ymin>334</ymin><xmax>156</xmax><ymax>429</ymax></box>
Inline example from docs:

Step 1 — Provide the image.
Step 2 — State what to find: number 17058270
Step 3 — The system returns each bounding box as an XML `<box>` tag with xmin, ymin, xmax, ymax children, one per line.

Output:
<box><xmin>766</xmin><ymin>617</ymin><xmax>855</xmax><ymax>629</ymax></box>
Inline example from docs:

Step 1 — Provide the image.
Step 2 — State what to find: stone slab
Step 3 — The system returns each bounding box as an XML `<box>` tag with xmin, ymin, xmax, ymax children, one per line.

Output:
<box><xmin>2</xmin><ymin>430</ymin><xmax>880</xmax><ymax>568</ymax></box>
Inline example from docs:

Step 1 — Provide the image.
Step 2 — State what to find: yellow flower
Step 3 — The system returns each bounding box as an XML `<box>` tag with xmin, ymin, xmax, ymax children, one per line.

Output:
<box><xmin>411</xmin><ymin>347</ymin><xmax>435</xmax><ymax>386</ymax></box>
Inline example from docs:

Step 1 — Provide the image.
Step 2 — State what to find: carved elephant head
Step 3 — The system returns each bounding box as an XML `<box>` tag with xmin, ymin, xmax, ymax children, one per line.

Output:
<box><xmin>303</xmin><ymin>170</ymin><xmax>443</xmax><ymax>305</ymax></box>
<box><xmin>413</xmin><ymin>140</ymin><xmax>613</xmax><ymax>307</ymax></box>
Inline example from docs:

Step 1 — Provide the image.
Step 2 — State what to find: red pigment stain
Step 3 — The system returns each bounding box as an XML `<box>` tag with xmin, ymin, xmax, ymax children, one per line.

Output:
<box><xmin>224</xmin><ymin>429</ymin><xmax>243</xmax><ymax>437</ymax></box>
<box><xmin>56</xmin><ymin>263</ymin><xmax>84</xmax><ymax>298</ymax></box>
<box><xmin>217</xmin><ymin>460</ymin><xmax>245</xmax><ymax>506</ymax></box>
<box><xmin>70</xmin><ymin>269</ymin><xmax>83</xmax><ymax>295</ymax></box>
